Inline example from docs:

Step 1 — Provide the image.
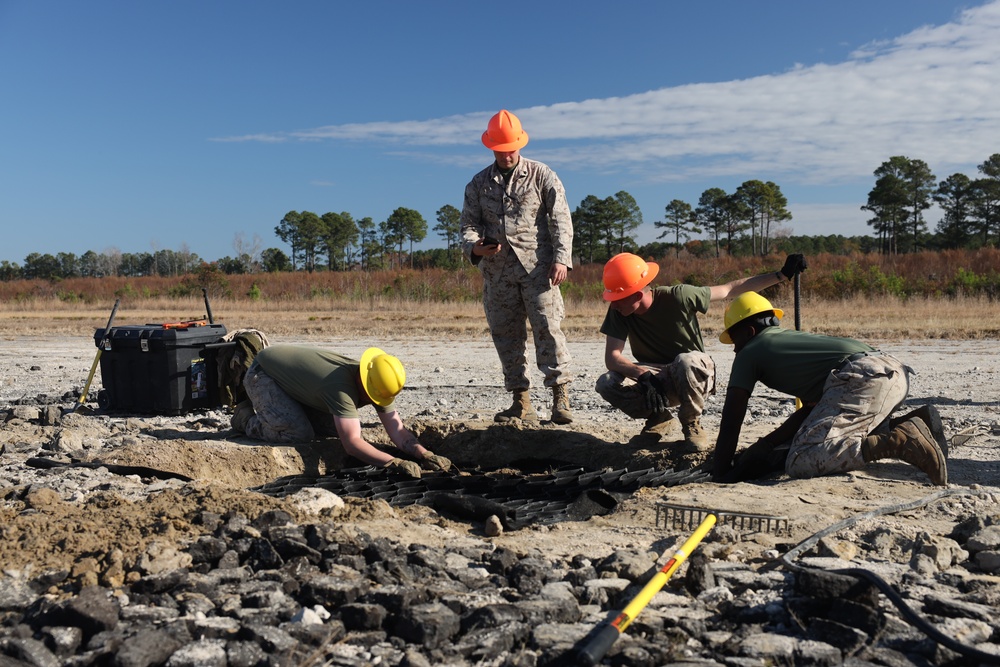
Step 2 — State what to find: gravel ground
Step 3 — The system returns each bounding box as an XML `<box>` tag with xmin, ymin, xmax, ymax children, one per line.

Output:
<box><xmin>2</xmin><ymin>333</ymin><xmax>1000</xmax><ymax>664</ymax></box>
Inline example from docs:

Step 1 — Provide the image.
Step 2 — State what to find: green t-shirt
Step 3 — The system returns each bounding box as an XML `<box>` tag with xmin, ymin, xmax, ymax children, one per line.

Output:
<box><xmin>255</xmin><ymin>345</ymin><xmax>393</xmax><ymax>418</ymax></box>
<box><xmin>728</xmin><ymin>327</ymin><xmax>874</xmax><ymax>403</ymax></box>
<box><xmin>600</xmin><ymin>285</ymin><xmax>711</xmax><ymax>363</ymax></box>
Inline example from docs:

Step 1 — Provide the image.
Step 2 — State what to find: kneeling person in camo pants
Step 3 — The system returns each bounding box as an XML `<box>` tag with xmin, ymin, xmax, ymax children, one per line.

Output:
<box><xmin>231</xmin><ymin>345</ymin><xmax>451</xmax><ymax>478</ymax></box>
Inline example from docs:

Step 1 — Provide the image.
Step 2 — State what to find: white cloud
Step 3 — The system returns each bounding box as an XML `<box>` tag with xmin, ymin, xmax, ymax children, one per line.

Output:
<box><xmin>219</xmin><ymin>1</ymin><xmax>1000</xmax><ymax>188</ymax></box>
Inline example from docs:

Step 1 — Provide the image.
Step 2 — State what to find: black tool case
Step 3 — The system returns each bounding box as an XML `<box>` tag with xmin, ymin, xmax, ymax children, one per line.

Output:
<box><xmin>93</xmin><ymin>323</ymin><xmax>227</xmax><ymax>414</ymax></box>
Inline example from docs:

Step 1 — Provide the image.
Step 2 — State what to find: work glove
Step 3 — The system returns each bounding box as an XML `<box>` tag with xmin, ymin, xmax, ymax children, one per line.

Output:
<box><xmin>422</xmin><ymin>453</ymin><xmax>453</xmax><ymax>472</ymax></box>
<box><xmin>637</xmin><ymin>371</ymin><xmax>669</xmax><ymax>413</ymax></box>
<box><xmin>384</xmin><ymin>457</ymin><xmax>421</xmax><ymax>478</ymax></box>
<box><xmin>780</xmin><ymin>254</ymin><xmax>808</xmax><ymax>280</ymax></box>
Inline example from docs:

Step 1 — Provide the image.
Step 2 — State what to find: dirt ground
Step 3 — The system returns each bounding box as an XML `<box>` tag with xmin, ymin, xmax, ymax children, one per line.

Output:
<box><xmin>2</xmin><ymin>332</ymin><xmax>1000</xmax><ymax>584</ymax></box>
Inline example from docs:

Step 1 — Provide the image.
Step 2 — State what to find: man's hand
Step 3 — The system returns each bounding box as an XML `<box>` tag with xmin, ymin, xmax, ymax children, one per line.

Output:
<box><xmin>637</xmin><ymin>371</ymin><xmax>668</xmax><ymax>413</ymax></box>
<box><xmin>472</xmin><ymin>238</ymin><xmax>502</xmax><ymax>257</ymax></box>
<box><xmin>712</xmin><ymin>467</ymin><xmax>741</xmax><ymax>484</ymax></box>
<box><xmin>422</xmin><ymin>453</ymin><xmax>452</xmax><ymax>472</ymax></box>
<box><xmin>780</xmin><ymin>254</ymin><xmax>807</xmax><ymax>280</ymax></box>
<box><xmin>549</xmin><ymin>262</ymin><xmax>568</xmax><ymax>286</ymax></box>
<box><xmin>384</xmin><ymin>458</ymin><xmax>421</xmax><ymax>478</ymax></box>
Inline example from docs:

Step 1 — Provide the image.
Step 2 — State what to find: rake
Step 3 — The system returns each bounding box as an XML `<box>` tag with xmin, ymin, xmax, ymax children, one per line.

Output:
<box><xmin>656</xmin><ymin>501</ymin><xmax>790</xmax><ymax>536</ymax></box>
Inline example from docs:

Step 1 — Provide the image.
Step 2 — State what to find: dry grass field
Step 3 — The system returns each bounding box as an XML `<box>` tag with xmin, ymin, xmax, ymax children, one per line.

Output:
<box><xmin>1</xmin><ymin>291</ymin><xmax>997</xmax><ymax>342</ymax></box>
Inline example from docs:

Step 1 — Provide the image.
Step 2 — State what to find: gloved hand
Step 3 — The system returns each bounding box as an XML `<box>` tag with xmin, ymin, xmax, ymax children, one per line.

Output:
<box><xmin>384</xmin><ymin>457</ymin><xmax>421</xmax><ymax>478</ymax></box>
<box><xmin>637</xmin><ymin>371</ymin><xmax>668</xmax><ymax>413</ymax></box>
<box><xmin>780</xmin><ymin>254</ymin><xmax>808</xmax><ymax>280</ymax></box>
<box><xmin>712</xmin><ymin>467</ymin><xmax>740</xmax><ymax>484</ymax></box>
<box><xmin>422</xmin><ymin>453</ymin><xmax>453</xmax><ymax>472</ymax></box>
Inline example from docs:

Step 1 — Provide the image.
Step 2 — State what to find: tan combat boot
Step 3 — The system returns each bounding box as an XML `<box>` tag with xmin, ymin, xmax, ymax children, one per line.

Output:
<box><xmin>231</xmin><ymin>400</ymin><xmax>255</xmax><ymax>433</ymax></box>
<box><xmin>682</xmin><ymin>418</ymin><xmax>711</xmax><ymax>451</ymax></box>
<box><xmin>642</xmin><ymin>409</ymin><xmax>677</xmax><ymax>435</ymax></box>
<box><xmin>889</xmin><ymin>404</ymin><xmax>949</xmax><ymax>457</ymax></box>
<box><xmin>495</xmin><ymin>389</ymin><xmax>538</xmax><ymax>423</ymax></box>
<box><xmin>551</xmin><ymin>384</ymin><xmax>573</xmax><ymax>425</ymax></box>
<box><xmin>862</xmin><ymin>416</ymin><xmax>947</xmax><ymax>485</ymax></box>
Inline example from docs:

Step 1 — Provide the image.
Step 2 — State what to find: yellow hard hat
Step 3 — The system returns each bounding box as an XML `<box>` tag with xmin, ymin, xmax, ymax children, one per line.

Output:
<box><xmin>719</xmin><ymin>292</ymin><xmax>784</xmax><ymax>344</ymax></box>
<box><xmin>359</xmin><ymin>347</ymin><xmax>406</xmax><ymax>407</ymax></box>
<box><xmin>482</xmin><ymin>109</ymin><xmax>529</xmax><ymax>151</ymax></box>
<box><xmin>602</xmin><ymin>252</ymin><xmax>659</xmax><ymax>301</ymax></box>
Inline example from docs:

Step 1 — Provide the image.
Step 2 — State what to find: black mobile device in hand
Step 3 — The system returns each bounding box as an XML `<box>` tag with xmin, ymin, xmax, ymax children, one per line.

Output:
<box><xmin>482</xmin><ymin>236</ymin><xmax>500</xmax><ymax>247</ymax></box>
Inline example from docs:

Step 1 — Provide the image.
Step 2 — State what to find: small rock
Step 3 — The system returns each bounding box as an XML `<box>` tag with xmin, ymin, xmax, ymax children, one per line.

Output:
<box><xmin>484</xmin><ymin>515</ymin><xmax>503</xmax><ymax>537</ymax></box>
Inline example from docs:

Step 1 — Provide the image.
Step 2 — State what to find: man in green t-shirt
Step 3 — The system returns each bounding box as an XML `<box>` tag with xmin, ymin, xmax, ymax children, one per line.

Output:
<box><xmin>711</xmin><ymin>292</ymin><xmax>947</xmax><ymax>486</ymax></box>
<box><xmin>231</xmin><ymin>345</ymin><xmax>451</xmax><ymax>478</ymax></box>
<box><xmin>598</xmin><ymin>252</ymin><xmax>806</xmax><ymax>450</ymax></box>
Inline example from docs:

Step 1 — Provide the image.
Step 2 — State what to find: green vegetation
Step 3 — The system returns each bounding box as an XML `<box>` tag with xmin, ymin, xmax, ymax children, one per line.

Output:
<box><xmin>2</xmin><ymin>249</ymin><xmax>998</xmax><ymax>306</ymax></box>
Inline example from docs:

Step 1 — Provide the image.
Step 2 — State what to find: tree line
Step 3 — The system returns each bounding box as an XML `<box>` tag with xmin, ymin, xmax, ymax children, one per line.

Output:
<box><xmin>864</xmin><ymin>153</ymin><xmax>1000</xmax><ymax>254</ymax></box>
<box><xmin>2</xmin><ymin>152</ymin><xmax>996</xmax><ymax>281</ymax></box>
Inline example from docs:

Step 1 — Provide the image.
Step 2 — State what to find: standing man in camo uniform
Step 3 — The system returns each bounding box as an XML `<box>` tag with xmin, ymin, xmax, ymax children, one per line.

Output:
<box><xmin>461</xmin><ymin>109</ymin><xmax>574</xmax><ymax>425</ymax></box>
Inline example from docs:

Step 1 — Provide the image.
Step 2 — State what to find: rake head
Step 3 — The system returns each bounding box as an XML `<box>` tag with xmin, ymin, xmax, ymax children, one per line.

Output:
<box><xmin>656</xmin><ymin>501</ymin><xmax>790</xmax><ymax>536</ymax></box>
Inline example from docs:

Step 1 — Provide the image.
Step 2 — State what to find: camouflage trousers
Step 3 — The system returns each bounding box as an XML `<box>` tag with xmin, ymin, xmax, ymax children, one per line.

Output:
<box><xmin>786</xmin><ymin>353</ymin><xmax>910</xmax><ymax>478</ymax></box>
<box><xmin>595</xmin><ymin>351</ymin><xmax>716</xmax><ymax>424</ymax></box>
<box><xmin>483</xmin><ymin>251</ymin><xmax>571</xmax><ymax>391</ymax></box>
<box><xmin>242</xmin><ymin>361</ymin><xmax>336</xmax><ymax>443</ymax></box>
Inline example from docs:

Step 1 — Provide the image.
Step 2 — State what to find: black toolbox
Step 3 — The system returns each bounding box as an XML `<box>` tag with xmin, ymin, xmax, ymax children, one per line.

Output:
<box><xmin>94</xmin><ymin>322</ymin><xmax>227</xmax><ymax>415</ymax></box>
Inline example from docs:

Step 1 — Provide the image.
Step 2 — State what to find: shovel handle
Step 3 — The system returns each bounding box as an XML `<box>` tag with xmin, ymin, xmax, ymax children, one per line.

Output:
<box><xmin>577</xmin><ymin>514</ymin><xmax>716</xmax><ymax>664</ymax></box>
<box><xmin>202</xmin><ymin>287</ymin><xmax>215</xmax><ymax>324</ymax></box>
<box><xmin>794</xmin><ymin>274</ymin><xmax>803</xmax><ymax>409</ymax></box>
<box><xmin>577</xmin><ymin>625</ymin><xmax>620</xmax><ymax>666</ymax></box>
<box><xmin>98</xmin><ymin>299</ymin><xmax>121</xmax><ymax>345</ymax></box>
<box><xmin>80</xmin><ymin>299</ymin><xmax>121</xmax><ymax>406</ymax></box>
<box><xmin>793</xmin><ymin>273</ymin><xmax>801</xmax><ymax>331</ymax></box>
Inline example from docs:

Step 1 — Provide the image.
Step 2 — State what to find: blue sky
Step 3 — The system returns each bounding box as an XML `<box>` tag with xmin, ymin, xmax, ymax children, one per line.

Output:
<box><xmin>3</xmin><ymin>1</ymin><xmax>999</xmax><ymax>265</ymax></box>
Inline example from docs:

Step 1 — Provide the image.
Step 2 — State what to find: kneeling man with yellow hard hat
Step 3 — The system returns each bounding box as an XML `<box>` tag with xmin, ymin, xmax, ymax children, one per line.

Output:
<box><xmin>712</xmin><ymin>291</ymin><xmax>947</xmax><ymax>485</ymax></box>
<box><xmin>231</xmin><ymin>345</ymin><xmax>450</xmax><ymax>478</ymax></box>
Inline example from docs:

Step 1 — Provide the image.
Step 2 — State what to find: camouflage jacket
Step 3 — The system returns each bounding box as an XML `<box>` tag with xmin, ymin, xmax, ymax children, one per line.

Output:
<box><xmin>460</xmin><ymin>157</ymin><xmax>573</xmax><ymax>278</ymax></box>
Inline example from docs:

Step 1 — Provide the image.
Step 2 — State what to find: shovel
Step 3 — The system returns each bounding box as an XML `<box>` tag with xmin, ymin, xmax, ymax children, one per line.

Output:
<box><xmin>74</xmin><ymin>299</ymin><xmax>120</xmax><ymax>412</ymax></box>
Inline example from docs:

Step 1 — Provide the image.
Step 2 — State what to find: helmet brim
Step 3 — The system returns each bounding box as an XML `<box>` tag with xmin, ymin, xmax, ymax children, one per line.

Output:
<box><xmin>719</xmin><ymin>308</ymin><xmax>784</xmax><ymax>344</ymax></box>
<box><xmin>482</xmin><ymin>130</ymin><xmax>529</xmax><ymax>152</ymax></box>
<box><xmin>603</xmin><ymin>262</ymin><xmax>659</xmax><ymax>302</ymax></box>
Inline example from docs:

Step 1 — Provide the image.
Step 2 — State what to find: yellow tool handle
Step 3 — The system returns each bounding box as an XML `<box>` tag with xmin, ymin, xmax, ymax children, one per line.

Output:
<box><xmin>78</xmin><ymin>350</ymin><xmax>103</xmax><ymax>406</ymax></box>
<box><xmin>578</xmin><ymin>513</ymin><xmax>716</xmax><ymax>665</ymax></box>
<box><xmin>616</xmin><ymin>513</ymin><xmax>717</xmax><ymax>631</ymax></box>
<box><xmin>77</xmin><ymin>299</ymin><xmax>121</xmax><ymax>409</ymax></box>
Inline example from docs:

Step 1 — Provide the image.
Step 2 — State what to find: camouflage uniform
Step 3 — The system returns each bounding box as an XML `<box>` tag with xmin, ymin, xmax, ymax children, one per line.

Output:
<box><xmin>241</xmin><ymin>361</ymin><xmax>336</xmax><ymax>442</ymax></box>
<box><xmin>728</xmin><ymin>328</ymin><xmax>911</xmax><ymax>479</ymax></box>
<box><xmin>595</xmin><ymin>352</ymin><xmax>715</xmax><ymax>424</ymax></box>
<box><xmin>785</xmin><ymin>353</ymin><xmax>910</xmax><ymax>477</ymax></box>
<box><xmin>239</xmin><ymin>346</ymin><xmax>388</xmax><ymax>444</ymax></box>
<box><xmin>598</xmin><ymin>285</ymin><xmax>716</xmax><ymax>424</ymax></box>
<box><xmin>461</xmin><ymin>157</ymin><xmax>573</xmax><ymax>391</ymax></box>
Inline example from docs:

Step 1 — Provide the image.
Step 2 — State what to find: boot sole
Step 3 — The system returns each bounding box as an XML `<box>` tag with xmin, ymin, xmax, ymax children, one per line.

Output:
<box><xmin>642</xmin><ymin>421</ymin><xmax>678</xmax><ymax>436</ymax></box>
<box><xmin>495</xmin><ymin>415</ymin><xmax>539</xmax><ymax>424</ymax></box>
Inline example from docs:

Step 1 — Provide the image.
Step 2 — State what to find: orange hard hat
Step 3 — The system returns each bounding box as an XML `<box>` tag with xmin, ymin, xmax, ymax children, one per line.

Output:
<box><xmin>602</xmin><ymin>253</ymin><xmax>660</xmax><ymax>302</ymax></box>
<box><xmin>482</xmin><ymin>110</ymin><xmax>529</xmax><ymax>151</ymax></box>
